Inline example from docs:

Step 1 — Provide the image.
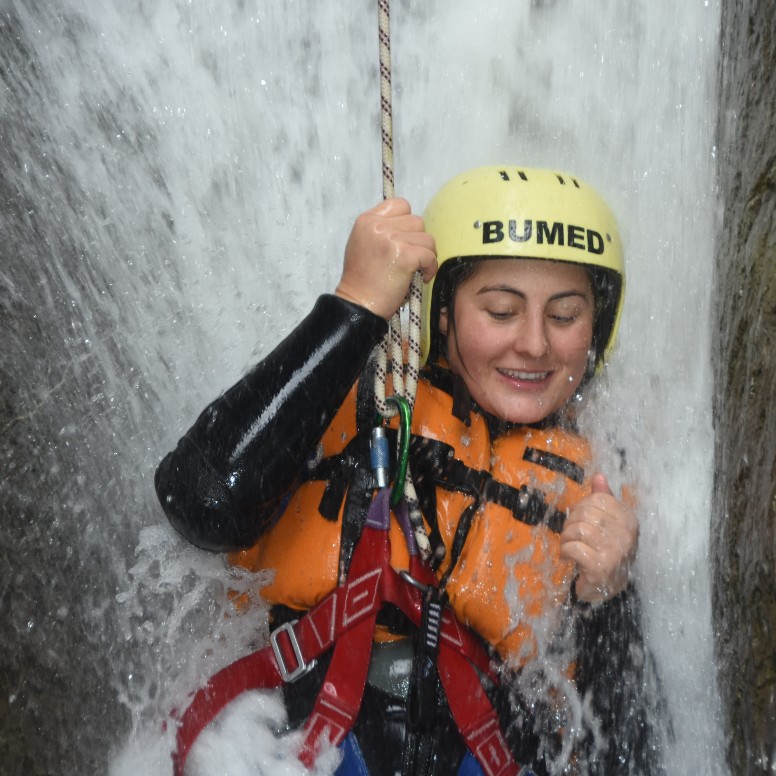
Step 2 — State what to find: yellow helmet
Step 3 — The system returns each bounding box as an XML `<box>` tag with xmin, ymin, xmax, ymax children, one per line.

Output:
<box><xmin>421</xmin><ymin>165</ymin><xmax>625</xmax><ymax>368</ymax></box>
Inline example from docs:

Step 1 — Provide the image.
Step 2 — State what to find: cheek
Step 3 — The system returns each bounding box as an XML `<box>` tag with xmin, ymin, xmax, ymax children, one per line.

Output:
<box><xmin>454</xmin><ymin>319</ymin><xmax>502</xmax><ymax>366</ymax></box>
<box><xmin>557</xmin><ymin>326</ymin><xmax>593</xmax><ymax>366</ymax></box>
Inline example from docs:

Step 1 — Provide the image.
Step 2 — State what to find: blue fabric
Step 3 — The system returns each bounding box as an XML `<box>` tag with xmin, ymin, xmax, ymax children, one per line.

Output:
<box><xmin>455</xmin><ymin>750</ymin><xmax>485</xmax><ymax>776</ymax></box>
<box><xmin>454</xmin><ymin>750</ymin><xmax>536</xmax><ymax>776</ymax></box>
<box><xmin>335</xmin><ymin>736</ymin><xmax>483</xmax><ymax>776</ymax></box>
<box><xmin>335</xmin><ymin>737</ymin><xmax>534</xmax><ymax>776</ymax></box>
<box><xmin>334</xmin><ymin>733</ymin><xmax>371</xmax><ymax>776</ymax></box>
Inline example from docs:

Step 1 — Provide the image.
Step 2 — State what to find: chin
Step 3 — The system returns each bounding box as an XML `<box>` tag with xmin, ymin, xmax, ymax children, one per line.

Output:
<box><xmin>479</xmin><ymin>400</ymin><xmax>549</xmax><ymax>425</ymax></box>
<box><xmin>504</xmin><ymin>409</ymin><xmax>553</xmax><ymax>425</ymax></box>
<box><xmin>485</xmin><ymin>392</ymin><xmax>573</xmax><ymax>425</ymax></box>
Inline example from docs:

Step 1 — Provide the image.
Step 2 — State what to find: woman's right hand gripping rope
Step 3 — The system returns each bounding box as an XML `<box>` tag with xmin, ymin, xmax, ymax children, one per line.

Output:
<box><xmin>335</xmin><ymin>197</ymin><xmax>438</xmax><ymax>320</ymax></box>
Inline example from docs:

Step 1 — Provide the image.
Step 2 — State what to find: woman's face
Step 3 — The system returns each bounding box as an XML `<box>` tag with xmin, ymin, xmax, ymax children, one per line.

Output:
<box><xmin>440</xmin><ymin>259</ymin><xmax>594</xmax><ymax>424</ymax></box>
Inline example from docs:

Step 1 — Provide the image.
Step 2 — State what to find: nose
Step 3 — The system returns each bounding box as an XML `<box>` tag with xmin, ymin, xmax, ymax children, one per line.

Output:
<box><xmin>515</xmin><ymin>310</ymin><xmax>549</xmax><ymax>359</ymax></box>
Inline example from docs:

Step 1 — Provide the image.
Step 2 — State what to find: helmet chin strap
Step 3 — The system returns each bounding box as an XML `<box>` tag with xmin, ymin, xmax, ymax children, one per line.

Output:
<box><xmin>372</xmin><ymin>0</ymin><xmax>430</xmax><ymax>560</ymax></box>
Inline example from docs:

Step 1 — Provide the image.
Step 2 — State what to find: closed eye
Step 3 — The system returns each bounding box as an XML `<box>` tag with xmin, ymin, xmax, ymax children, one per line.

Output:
<box><xmin>487</xmin><ymin>309</ymin><xmax>515</xmax><ymax>321</ymax></box>
<box><xmin>548</xmin><ymin>312</ymin><xmax>579</xmax><ymax>324</ymax></box>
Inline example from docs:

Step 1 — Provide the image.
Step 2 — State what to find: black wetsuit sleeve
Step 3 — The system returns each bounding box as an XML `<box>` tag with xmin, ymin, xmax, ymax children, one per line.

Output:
<box><xmin>154</xmin><ymin>294</ymin><xmax>388</xmax><ymax>552</ymax></box>
<box><xmin>573</xmin><ymin>586</ymin><xmax>665</xmax><ymax>774</ymax></box>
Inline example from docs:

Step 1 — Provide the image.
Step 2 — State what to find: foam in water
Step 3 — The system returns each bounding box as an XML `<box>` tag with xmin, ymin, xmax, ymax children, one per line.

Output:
<box><xmin>0</xmin><ymin>1</ymin><xmax>728</xmax><ymax>774</ymax></box>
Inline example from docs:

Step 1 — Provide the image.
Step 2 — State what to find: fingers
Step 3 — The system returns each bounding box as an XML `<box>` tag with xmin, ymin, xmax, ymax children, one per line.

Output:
<box><xmin>336</xmin><ymin>198</ymin><xmax>438</xmax><ymax>319</ymax></box>
<box><xmin>562</xmin><ymin>494</ymin><xmax>633</xmax><ymax>549</ymax></box>
<box><xmin>560</xmin><ymin>477</ymin><xmax>639</xmax><ymax>604</ymax></box>
<box><xmin>360</xmin><ymin>199</ymin><xmax>437</xmax><ymax>275</ymax></box>
<box><xmin>369</xmin><ymin>196</ymin><xmax>413</xmax><ymax>218</ymax></box>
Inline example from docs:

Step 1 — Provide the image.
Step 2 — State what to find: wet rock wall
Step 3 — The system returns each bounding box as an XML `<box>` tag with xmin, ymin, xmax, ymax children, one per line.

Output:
<box><xmin>713</xmin><ymin>0</ymin><xmax>776</xmax><ymax>773</ymax></box>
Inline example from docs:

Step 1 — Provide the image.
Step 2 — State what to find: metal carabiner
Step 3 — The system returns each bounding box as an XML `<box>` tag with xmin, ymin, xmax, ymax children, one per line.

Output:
<box><xmin>385</xmin><ymin>394</ymin><xmax>411</xmax><ymax>508</ymax></box>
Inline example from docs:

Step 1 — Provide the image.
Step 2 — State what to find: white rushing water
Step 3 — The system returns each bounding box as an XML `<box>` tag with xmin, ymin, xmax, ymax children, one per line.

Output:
<box><xmin>0</xmin><ymin>1</ymin><xmax>727</xmax><ymax>774</ymax></box>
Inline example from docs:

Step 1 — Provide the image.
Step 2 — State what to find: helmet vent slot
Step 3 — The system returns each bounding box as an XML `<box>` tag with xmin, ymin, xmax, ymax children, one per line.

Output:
<box><xmin>499</xmin><ymin>170</ymin><xmax>529</xmax><ymax>182</ymax></box>
<box><xmin>555</xmin><ymin>174</ymin><xmax>582</xmax><ymax>188</ymax></box>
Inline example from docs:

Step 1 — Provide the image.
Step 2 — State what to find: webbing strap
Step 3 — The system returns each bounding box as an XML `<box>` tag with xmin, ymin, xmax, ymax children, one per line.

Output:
<box><xmin>410</xmin><ymin>435</ymin><xmax>569</xmax><ymax>534</ymax></box>
<box><xmin>299</xmin><ymin>492</ymin><xmax>390</xmax><ymax>765</ymax></box>
<box><xmin>299</xmin><ymin>612</ymin><xmax>377</xmax><ymax>767</ymax></box>
<box><xmin>171</xmin><ymin>495</ymin><xmax>515</xmax><ymax>775</ymax></box>
<box><xmin>439</xmin><ymin>649</ymin><xmax>520</xmax><ymax>776</ymax></box>
<box><xmin>172</xmin><ymin>561</ymin><xmax>388</xmax><ymax>775</ymax></box>
<box><xmin>172</xmin><ymin>645</ymin><xmax>281</xmax><ymax>775</ymax></box>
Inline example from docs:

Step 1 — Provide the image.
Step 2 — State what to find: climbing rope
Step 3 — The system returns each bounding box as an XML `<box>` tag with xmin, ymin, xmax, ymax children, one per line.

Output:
<box><xmin>377</xmin><ymin>0</ymin><xmax>395</xmax><ymax>203</ymax></box>
<box><xmin>373</xmin><ymin>0</ymin><xmax>431</xmax><ymax>560</ymax></box>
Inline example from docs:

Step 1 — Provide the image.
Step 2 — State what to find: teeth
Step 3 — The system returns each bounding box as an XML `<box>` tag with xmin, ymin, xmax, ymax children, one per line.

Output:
<box><xmin>501</xmin><ymin>369</ymin><xmax>549</xmax><ymax>381</ymax></box>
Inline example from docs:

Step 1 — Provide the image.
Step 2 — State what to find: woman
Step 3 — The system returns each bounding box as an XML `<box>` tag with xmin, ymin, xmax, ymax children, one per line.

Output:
<box><xmin>157</xmin><ymin>166</ymin><xmax>642</xmax><ymax>775</ymax></box>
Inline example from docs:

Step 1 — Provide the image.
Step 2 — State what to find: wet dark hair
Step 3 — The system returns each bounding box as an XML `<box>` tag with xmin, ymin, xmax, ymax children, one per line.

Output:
<box><xmin>427</xmin><ymin>256</ymin><xmax>622</xmax><ymax>380</ymax></box>
<box><xmin>588</xmin><ymin>265</ymin><xmax>622</xmax><ymax>369</ymax></box>
<box><xmin>426</xmin><ymin>257</ymin><xmax>478</xmax><ymax>366</ymax></box>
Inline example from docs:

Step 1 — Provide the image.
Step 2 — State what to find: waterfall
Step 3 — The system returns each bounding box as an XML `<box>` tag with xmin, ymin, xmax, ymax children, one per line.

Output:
<box><xmin>0</xmin><ymin>1</ymin><xmax>727</xmax><ymax>773</ymax></box>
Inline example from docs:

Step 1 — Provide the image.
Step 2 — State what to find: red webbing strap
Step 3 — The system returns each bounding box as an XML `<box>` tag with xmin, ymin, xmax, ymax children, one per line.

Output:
<box><xmin>291</xmin><ymin>552</ymin><xmax>505</xmax><ymax>763</ymax></box>
<box><xmin>380</xmin><ymin>557</ymin><xmax>498</xmax><ymax>684</ymax></box>
<box><xmin>438</xmin><ymin>647</ymin><xmax>521</xmax><ymax>776</ymax></box>
<box><xmin>172</xmin><ymin>646</ymin><xmax>283</xmax><ymax>776</ymax></box>
<box><xmin>299</xmin><ymin>613</ymin><xmax>377</xmax><ymax>767</ymax></box>
<box><xmin>172</xmin><ymin>561</ymin><xmax>385</xmax><ymax>775</ymax></box>
<box><xmin>172</xmin><ymin>562</ymin><xmax>508</xmax><ymax>775</ymax></box>
<box><xmin>298</xmin><ymin>514</ymin><xmax>389</xmax><ymax>766</ymax></box>
<box><xmin>172</xmin><ymin>491</ymin><xmax>394</xmax><ymax>775</ymax></box>
<box><xmin>172</xmin><ymin>495</ymin><xmax>511</xmax><ymax>775</ymax></box>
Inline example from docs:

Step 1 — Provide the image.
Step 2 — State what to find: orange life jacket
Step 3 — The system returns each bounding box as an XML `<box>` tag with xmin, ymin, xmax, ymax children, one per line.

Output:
<box><xmin>229</xmin><ymin>372</ymin><xmax>591</xmax><ymax>667</ymax></box>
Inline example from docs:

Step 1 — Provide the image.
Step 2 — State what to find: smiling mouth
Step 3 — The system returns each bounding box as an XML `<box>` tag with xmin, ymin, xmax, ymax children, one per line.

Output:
<box><xmin>498</xmin><ymin>368</ymin><xmax>551</xmax><ymax>382</ymax></box>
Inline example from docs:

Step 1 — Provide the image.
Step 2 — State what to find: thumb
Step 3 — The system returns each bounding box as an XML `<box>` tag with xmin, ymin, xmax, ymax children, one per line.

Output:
<box><xmin>591</xmin><ymin>472</ymin><xmax>613</xmax><ymax>496</ymax></box>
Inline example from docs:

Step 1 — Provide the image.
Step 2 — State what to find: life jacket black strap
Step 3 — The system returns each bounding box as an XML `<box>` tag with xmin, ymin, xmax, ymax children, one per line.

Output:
<box><xmin>523</xmin><ymin>446</ymin><xmax>585</xmax><ymax>485</ymax></box>
<box><xmin>307</xmin><ymin>366</ymin><xmax>583</xmax><ymax>583</ymax></box>
<box><xmin>409</xmin><ymin>436</ymin><xmax>570</xmax><ymax>535</ymax></box>
<box><xmin>312</xmin><ymin>433</ymin><xmax>372</xmax><ymax>522</ymax></box>
<box><xmin>297</xmin><ymin>358</ymin><xmax>383</xmax><ymax>577</ymax></box>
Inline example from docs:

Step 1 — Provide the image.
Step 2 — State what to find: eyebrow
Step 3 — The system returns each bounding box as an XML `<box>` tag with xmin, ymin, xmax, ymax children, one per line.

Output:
<box><xmin>476</xmin><ymin>284</ymin><xmax>592</xmax><ymax>302</ymax></box>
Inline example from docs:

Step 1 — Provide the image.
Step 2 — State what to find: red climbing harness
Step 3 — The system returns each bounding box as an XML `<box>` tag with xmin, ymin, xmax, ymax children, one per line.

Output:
<box><xmin>171</xmin><ymin>487</ymin><xmax>524</xmax><ymax>776</ymax></box>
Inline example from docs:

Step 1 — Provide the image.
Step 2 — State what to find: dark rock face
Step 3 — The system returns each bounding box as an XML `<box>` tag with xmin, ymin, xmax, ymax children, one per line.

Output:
<box><xmin>713</xmin><ymin>1</ymin><xmax>776</xmax><ymax>773</ymax></box>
